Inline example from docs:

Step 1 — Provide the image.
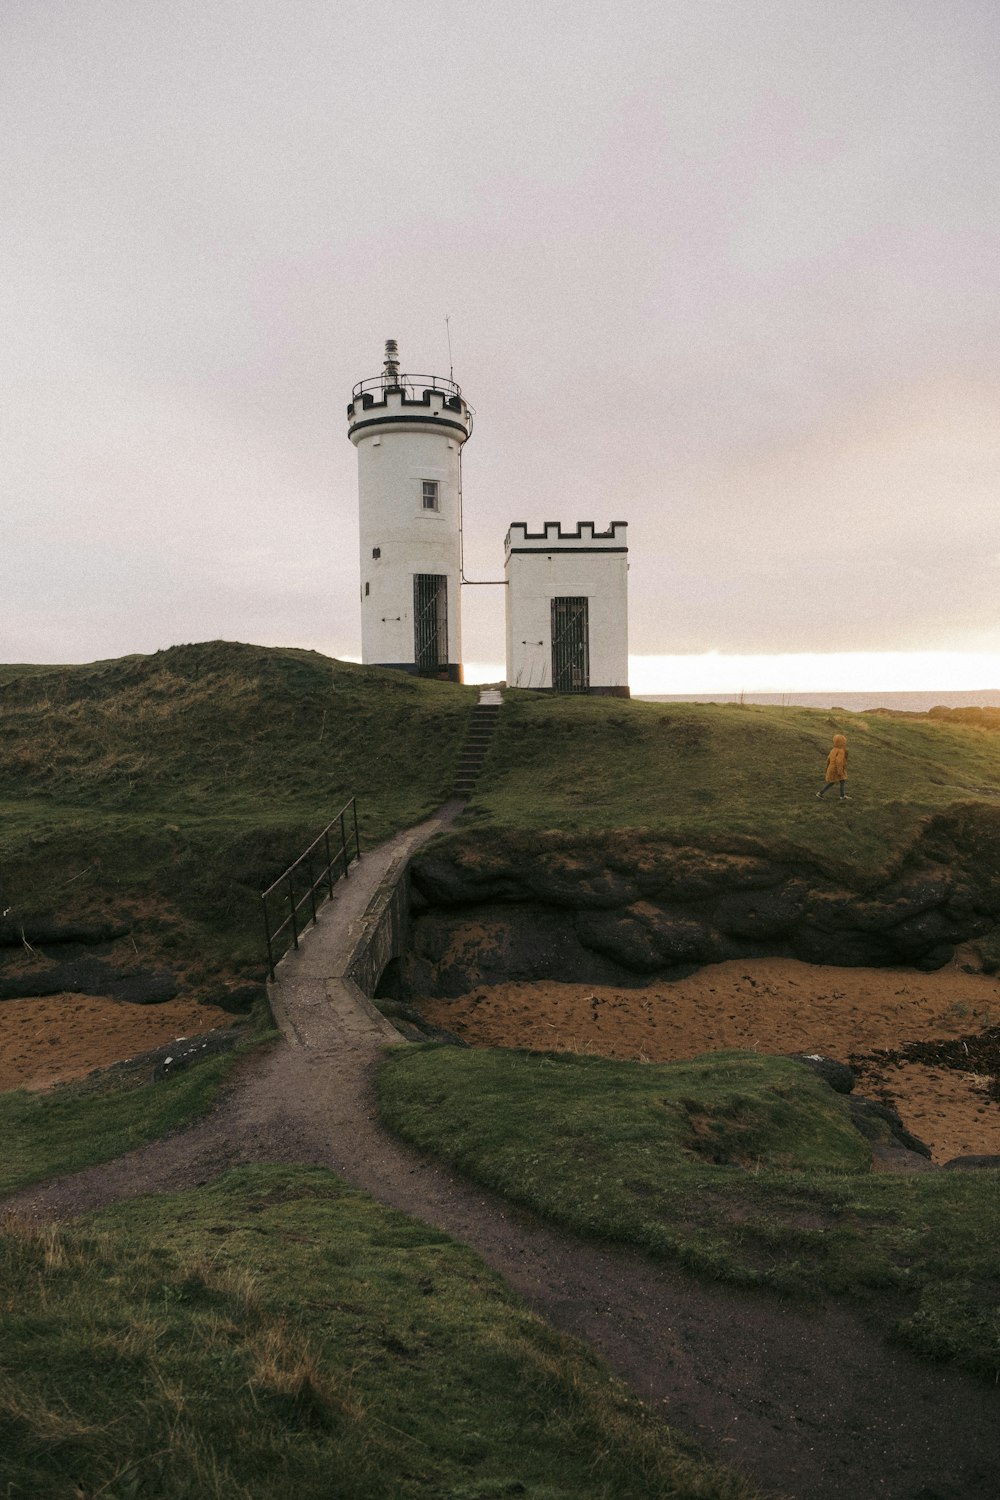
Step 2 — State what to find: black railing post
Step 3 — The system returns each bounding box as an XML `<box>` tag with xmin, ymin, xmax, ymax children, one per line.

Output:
<box><xmin>306</xmin><ymin>853</ymin><xmax>317</xmax><ymax>925</ymax></box>
<box><xmin>352</xmin><ymin>797</ymin><xmax>360</xmax><ymax>862</ymax></box>
<box><xmin>288</xmin><ymin>874</ymin><xmax>299</xmax><ymax>950</ymax></box>
<box><xmin>340</xmin><ymin>810</ymin><xmax>349</xmax><ymax>878</ymax></box>
<box><xmin>263</xmin><ymin>894</ymin><xmax>275</xmax><ymax>981</ymax></box>
<box><xmin>324</xmin><ymin>829</ymin><xmax>335</xmax><ymax>897</ymax></box>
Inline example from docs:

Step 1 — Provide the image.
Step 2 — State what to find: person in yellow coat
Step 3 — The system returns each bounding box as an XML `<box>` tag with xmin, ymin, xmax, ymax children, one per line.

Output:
<box><xmin>817</xmin><ymin>733</ymin><xmax>849</xmax><ymax>800</ymax></box>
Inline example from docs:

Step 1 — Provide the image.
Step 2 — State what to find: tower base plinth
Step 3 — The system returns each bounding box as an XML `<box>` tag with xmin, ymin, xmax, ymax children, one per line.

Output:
<box><xmin>371</xmin><ymin>662</ymin><xmax>464</xmax><ymax>685</ymax></box>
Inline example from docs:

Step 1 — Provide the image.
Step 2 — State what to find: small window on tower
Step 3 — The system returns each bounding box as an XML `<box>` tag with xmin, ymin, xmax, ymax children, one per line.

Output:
<box><xmin>364</xmin><ymin>582</ymin><xmax>370</xmax><ymax>596</ymax></box>
<box><xmin>372</xmin><ymin>547</ymin><xmax>380</xmax><ymax>559</ymax></box>
<box><xmin>421</xmin><ymin>480</ymin><xmax>439</xmax><ymax>511</ymax></box>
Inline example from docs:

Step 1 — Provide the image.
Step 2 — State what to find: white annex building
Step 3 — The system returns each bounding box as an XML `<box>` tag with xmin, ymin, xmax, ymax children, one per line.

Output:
<box><xmin>347</xmin><ymin>342</ymin><xmax>629</xmax><ymax>696</ymax></box>
<box><xmin>504</xmin><ymin>522</ymin><xmax>629</xmax><ymax>696</ymax></box>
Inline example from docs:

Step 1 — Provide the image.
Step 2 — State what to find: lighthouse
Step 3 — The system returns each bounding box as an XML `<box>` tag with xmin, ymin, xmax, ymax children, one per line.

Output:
<box><xmin>347</xmin><ymin>341</ymin><xmax>472</xmax><ymax>681</ymax></box>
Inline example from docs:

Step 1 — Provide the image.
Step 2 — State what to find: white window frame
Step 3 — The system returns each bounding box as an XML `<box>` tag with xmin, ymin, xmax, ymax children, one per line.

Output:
<box><xmin>421</xmin><ymin>479</ymin><xmax>439</xmax><ymax>512</ymax></box>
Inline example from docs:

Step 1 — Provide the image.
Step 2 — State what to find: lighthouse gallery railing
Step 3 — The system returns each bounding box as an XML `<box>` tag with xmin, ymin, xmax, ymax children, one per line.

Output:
<box><xmin>261</xmin><ymin>799</ymin><xmax>360</xmax><ymax>980</ymax></box>
<box><xmin>351</xmin><ymin>371</ymin><xmax>464</xmax><ymax>402</ymax></box>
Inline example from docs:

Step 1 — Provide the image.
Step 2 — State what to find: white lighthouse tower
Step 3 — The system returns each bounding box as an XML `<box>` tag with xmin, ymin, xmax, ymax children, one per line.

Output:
<box><xmin>347</xmin><ymin>341</ymin><xmax>472</xmax><ymax>681</ymax></box>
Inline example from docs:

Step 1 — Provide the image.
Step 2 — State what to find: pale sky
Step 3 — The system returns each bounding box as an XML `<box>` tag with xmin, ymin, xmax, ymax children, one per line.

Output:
<box><xmin>3</xmin><ymin>1</ymin><xmax>998</xmax><ymax>688</ymax></box>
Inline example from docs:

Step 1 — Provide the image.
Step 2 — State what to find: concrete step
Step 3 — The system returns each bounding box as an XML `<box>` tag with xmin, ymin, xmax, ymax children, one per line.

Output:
<box><xmin>453</xmin><ymin>690</ymin><xmax>504</xmax><ymax>798</ymax></box>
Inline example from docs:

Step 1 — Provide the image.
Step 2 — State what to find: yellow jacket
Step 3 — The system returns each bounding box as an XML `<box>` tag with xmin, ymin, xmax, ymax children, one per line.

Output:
<box><xmin>825</xmin><ymin>734</ymin><xmax>848</xmax><ymax>783</ymax></box>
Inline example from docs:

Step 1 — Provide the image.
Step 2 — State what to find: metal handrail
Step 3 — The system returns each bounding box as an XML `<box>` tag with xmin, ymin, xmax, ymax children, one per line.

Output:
<box><xmin>351</xmin><ymin>371</ymin><xmax>464</xmax><ymax>402</ymax></box>
<box><xmin>261</xmin><ymin>798</ymin><xmax>361</xmax><ymax>980</ymax></box>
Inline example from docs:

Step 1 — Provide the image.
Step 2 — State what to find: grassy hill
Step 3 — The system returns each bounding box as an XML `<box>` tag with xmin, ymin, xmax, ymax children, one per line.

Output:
<box><xmin>0</xmin><ymin>641</ymin><xmax>472</xmax><ymax>821</ymax></box>
<box><xmin>4</xmin><ymin>645</ymin><xmax>1000</xmax><ymax>1491</ymax></box>
<box><xmin>6</xmin><ymin>644</ymin><xmax>1000</xmax><ymax>991</ymax></box>
<box><xmin>0</xmin><ymin>640</ymin><xmax>477</xmax><ymax>987</ymax></box>
<box><xmin>462</xmin><ymin>689</ymin><xmax>1000</xmax><ymax>885</ymax></box>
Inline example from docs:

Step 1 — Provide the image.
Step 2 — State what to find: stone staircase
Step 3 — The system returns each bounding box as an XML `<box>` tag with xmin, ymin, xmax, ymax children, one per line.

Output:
<box><xmin>453</xmin><ymin>689</ymin><xmax>502</xmax><ymax>798</ymax></box>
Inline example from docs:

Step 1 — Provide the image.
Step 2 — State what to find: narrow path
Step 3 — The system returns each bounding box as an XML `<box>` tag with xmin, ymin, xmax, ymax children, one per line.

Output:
<box><xmin>4</xmin><ymin>803</ymin><xmax>999</xmax><ymax>1500</ymax></box>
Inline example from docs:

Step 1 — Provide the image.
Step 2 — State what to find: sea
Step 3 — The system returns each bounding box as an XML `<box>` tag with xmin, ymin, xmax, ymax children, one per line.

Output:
<box><xmin>637</xmin><ymin>691</ymin><xmax>1000</xmax><ymax>713</ymax></box>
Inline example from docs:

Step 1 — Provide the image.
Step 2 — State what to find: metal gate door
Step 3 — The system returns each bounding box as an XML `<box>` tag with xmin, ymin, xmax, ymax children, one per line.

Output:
<box><xmin>551</xmin><ymin>596</ymin><xmax>589</xmax><ymax>692</ymax></box>
<box><xmin>413</xmin><ymin>574</ymin><xmax>448</xmax><ymax>671</ymax></box>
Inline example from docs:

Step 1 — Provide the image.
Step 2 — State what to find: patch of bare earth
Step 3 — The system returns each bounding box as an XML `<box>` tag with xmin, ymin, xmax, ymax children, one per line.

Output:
<box><xmin>418</xmin><ymin>957</ymin><xmax>1000</xmax><ymax>1162</ymax></box>
<box><xmin>0</xmin><ymin>993</ymin><xmax>235</xmax><ymax>1092</ymax></box>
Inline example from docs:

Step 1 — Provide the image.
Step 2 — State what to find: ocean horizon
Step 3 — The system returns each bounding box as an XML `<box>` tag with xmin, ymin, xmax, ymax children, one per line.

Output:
<box><xmin>636</xmin><ymin>690</ymin><xmax>1000</xmax><ymax>713</ymax></box>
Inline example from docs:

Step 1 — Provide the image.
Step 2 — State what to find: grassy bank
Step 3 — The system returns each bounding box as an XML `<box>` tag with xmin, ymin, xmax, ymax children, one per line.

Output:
<box><xmin>6</xmin><ymin>648</ymin><xmax>1000</xmax><ymax>990</ymax></box>
<box><xmin>0</xmin><ymin>641</ymin><xmax>473</xmax><ymax>826</ymax></box>
<box><xmin>0</xmin><ymin>1165</ymin><xmax>758</xmax><ymax>1500</ymax></box>
<box><xmin>378</xmin><ymin>1045</ymin><xmax>1000</xmax><ymax>1380</ymax></box>
<box><xmin>0</xmin><ymin>641</ymin><xmax>476</xmax><ymax>990</ymax></box>
<box><xmin>461</xmin><ymin>691</ymin><xmax>1000</xmax><ymax>883</ymax></box>
<box><xmin>0</xmin><ymin>1040</ymin><xmax>270</xmax><ymax>1197</ymax></box>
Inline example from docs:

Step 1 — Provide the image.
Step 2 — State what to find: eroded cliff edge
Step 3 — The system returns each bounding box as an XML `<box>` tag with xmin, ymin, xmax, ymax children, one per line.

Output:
<box><xmin>395</xmin><ymin>804</ymin><xmax>1000</xmax><ymax>998</ymax></box>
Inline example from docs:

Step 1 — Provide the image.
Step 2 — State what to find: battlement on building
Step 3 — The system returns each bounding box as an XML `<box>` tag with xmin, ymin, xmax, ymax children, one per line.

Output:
<box><xmin>347</xmin><ymin>377</ymin><xmax>472</xmax><ymax>444</ymax></box>
<box><xmin>505</xmin><ymin>521</ymin><xmax>628</xmax><ymax>554</ymax></box>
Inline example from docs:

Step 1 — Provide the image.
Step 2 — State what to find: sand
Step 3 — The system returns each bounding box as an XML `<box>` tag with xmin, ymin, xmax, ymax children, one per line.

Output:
<box><xmin>417</xmin><ymin>958</ymin><xmax>1000</xmax><ymax>1163</ymax></box>
<box><xmin>0</xmin><ymin>992</ymin><xmax>235</xmax><ymax>1093</ymax></box>
<box><xmin>5</xmin><ymin>959</ymin><xmax>1000</xmax><ymax>1164</ymax></box>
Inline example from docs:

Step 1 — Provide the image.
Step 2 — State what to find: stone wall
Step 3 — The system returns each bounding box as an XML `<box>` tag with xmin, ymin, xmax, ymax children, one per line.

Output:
<box><xmin>345</xmin><ymin>858</ymin><xmax>412</xmax><ymax>998</ymax></box>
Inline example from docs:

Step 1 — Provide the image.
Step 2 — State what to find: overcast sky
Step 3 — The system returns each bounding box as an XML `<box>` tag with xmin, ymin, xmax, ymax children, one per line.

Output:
<box><xmin>3</xmin><ymin>1</ymin><xmax>998</xmax><ymax>683</ymax></box>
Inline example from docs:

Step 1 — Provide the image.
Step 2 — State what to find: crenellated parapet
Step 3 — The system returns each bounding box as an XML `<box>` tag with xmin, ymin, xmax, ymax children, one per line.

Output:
<box><xmin>348</xmin><ymin>378</ymin><xmax>472</xmax><ymax>446</ymax></box>
<box><xmin>505</xmin><ymin>521</ymin><xmax>628</xmax><ymax>553</ymax></box>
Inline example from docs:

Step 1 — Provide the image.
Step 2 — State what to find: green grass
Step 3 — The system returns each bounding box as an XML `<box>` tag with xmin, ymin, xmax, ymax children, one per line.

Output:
<box><xmin>0</xmin><ymin>1039</ymin><xmax>274</xmax><ymax>1197</ymax></box>
<box><xmin>7</xmin><ymin>648</ymin><xmax>1000</xmax><ymax>997</ymax></box>
<box><xmin>461</xmin><ymin>691</ymin><xmax>1000</xmax><ymax>883</ymax></box>
<box><xmin>377</xmin><ymin>1046</ymin><xmax>1000</xmax><ymax>1380</ymax></box>
<box><xmin>0</xmin><ymin>641</ymin><xmax>477</xmax><ymax>989</ymax></box>
<box><xmin>5</xmin><ymin>645</ymin><xmax>1000</xmax><ymax>1391</ymax></box>
<box><xmin>0</xmin><ymin>641</ymin><xmax>474</xmax><ymax>824</ymax></box>
<box><xmin>0</xmin><ymin>1165</ymin><xmax>759</xmax><ymax>1500</ymax></box>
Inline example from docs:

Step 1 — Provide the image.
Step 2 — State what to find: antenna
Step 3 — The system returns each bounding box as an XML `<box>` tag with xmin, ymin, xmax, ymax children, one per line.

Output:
<box><xmin>444</xmin><ymin>315</ymin><xmax>453</xmax><ymax>381</ymax></box>
<box><xmin>383</xmin><ymin>338</ymin><xmax>400</xmax><ymax>387</ymax></box>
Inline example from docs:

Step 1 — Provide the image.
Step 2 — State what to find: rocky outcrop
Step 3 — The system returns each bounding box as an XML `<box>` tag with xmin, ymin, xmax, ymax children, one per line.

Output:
<box><xmin>401</xmin><ymin>826</ymin><xmax>1000</xmax><ymax>996</ymax></box>
<box><xmin>0</xmin><ymin>918</ymin><xmax>130</xmax><ymax>947</ymax></box>
<box><xmin>0</xmin><ymin>954</ymin><xmax>179</xmax><ymax>1004</ymax></box>
<box><xmin>845</xmin><ymin>1097</ymin><xmax>934</xmax><ymax>1164</ymax></box>
<box><xmin>0</xmin><ymin>916</ymin><xmax>190</xmax><ymax>1008</ymax></box>
<box><xmin>788</xmin><ymin>1054</ymin><xmax>857</xmax><ymax>1094</ymax></box>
